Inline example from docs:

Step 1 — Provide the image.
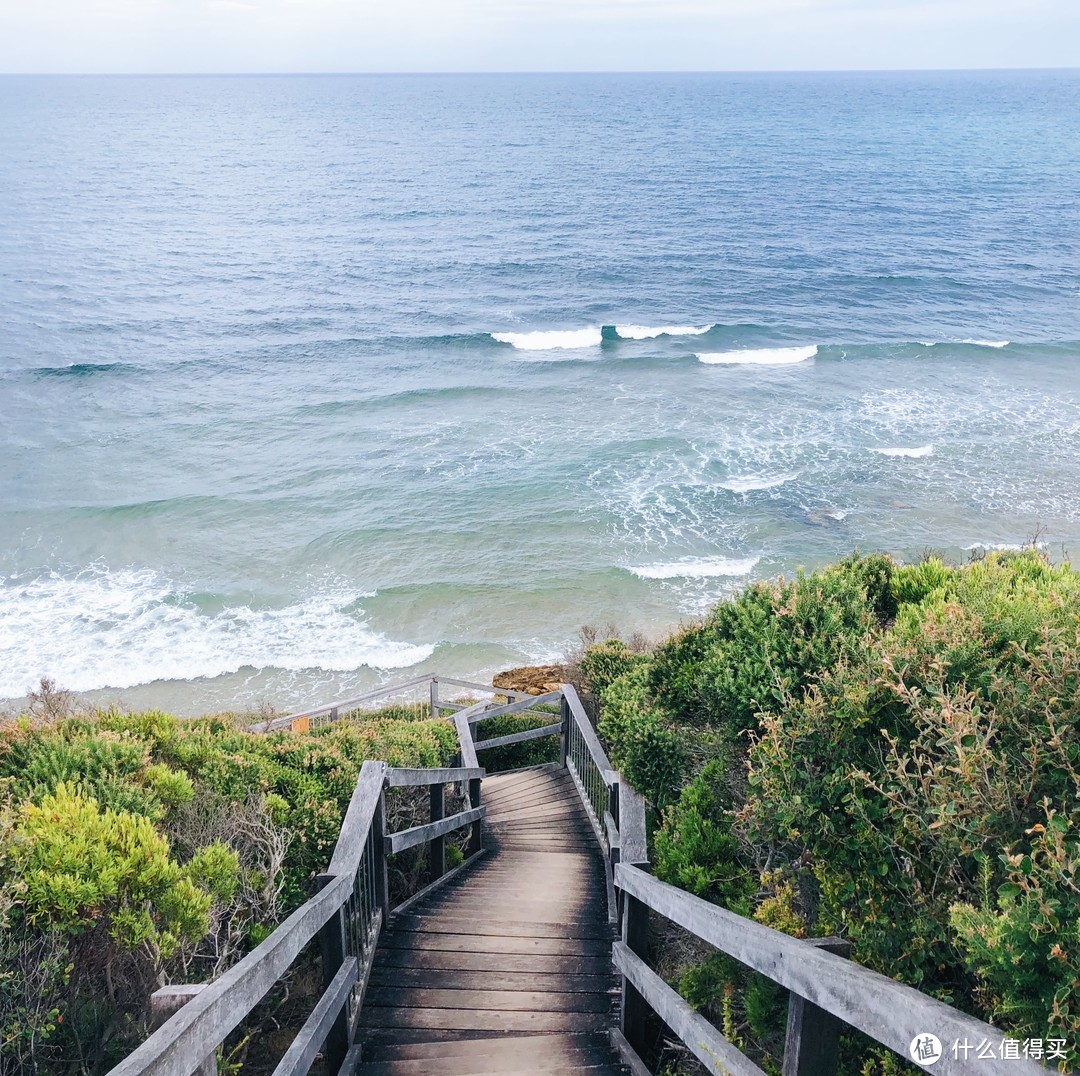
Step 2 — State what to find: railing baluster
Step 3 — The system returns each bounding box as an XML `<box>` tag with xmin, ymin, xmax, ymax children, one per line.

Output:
<box><xmin>429</xmin><ymin>780</ymin><xmax>446</xmax><ymax>884</ymax></box>
<box><xmin>782</xmin><ymin>938</ymin><xmax>851</xmax><ymax>1076</ymax></box>
<box><xmin>315</xmin><ymin>873</ymin><xmax>349</xmax><ymax>1076</ymax></box>
<box><xmin>373</xmin><ymin>787</ymin><xmax>391</xmax><ymax>924</ymax></box>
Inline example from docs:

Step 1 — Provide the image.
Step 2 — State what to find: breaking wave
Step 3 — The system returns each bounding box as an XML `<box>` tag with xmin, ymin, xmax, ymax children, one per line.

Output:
<box><xmin>0</xmin><ymin>567</ymin><xmax>433</xmax><ymax>698</ymax></box>
<box><xmin>697</xmin><ymin>345</ymin><xmax>818</xmax><ymax>365</ymax></box>
<box><xmin>628</xmin><ymin>556</ymin><xmax>760</xmax><ymax>580</ymax></box>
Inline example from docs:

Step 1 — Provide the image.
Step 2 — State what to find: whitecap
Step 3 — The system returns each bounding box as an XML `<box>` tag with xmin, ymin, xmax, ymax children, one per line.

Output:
<box><xmin>719</xmin><ymin>473</ymin><xmax>798</xmax><ymax>493</ymax></box>
<box><xmin>614</xmin><ymin>324</ymin><xmax>713</xmax><ymax>340</ymax></box>
<box><xmin>491</xmin><ymin>328</ymin><xmax>602</xmax><ymax>351</ymax></box>
<box><xmin>0</xmin><ymin>568</ymin><xmax>433</xmax><ymax>698</ymax></box>
<box><xmin>628</xmin><ymin>556</ymin><xmax>760</xmax><ymax>580</ymax></box>
<box><xmin>963</xmin><ymin>541</ymin><xmax>1041</xmax><ymax>551</ymax></box>
<box><xmin>875</xmin><ymin>445</ymin><xmax>934</xmax><ymax>458</ymax></box>
<box><xmin>697</xmin><ymin>345</ymin><xmax>818</xmax><ymax>365</ymax></box>
<box><xmin>961</xmin><ymin>339</ymin><xmax>1010</xmax><ymax>348</ymax></box>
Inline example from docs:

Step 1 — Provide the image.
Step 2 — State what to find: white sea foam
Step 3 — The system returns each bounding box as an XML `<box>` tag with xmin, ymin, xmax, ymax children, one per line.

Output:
<box><xmin>491</xmin><ymin>328</ymin><xmax>602</xmax><ymax>351</ymax></box>
<box><xmin>628</xmin><ymin>556</ymin><xmax>760</xmax><ymax>580</ymax></box>
<box><xmin>919</xmin><ymin>339</ymin><xmax>1010</xmax><ymax>348</ymax></box>
<box><xmin>720</xmin><ymin>473</ymin><xmax>798</xmax><ymax>493</ymax></box>
<box><xmin>615</xmin><ymin>324</ymin><xmax>713</xmax><ymax>340</ymax></box>
<box><xmin>0</xmin><ymin>568</ymin><xmax>433</xmax><ymax>698</ymax></box>
<box><xmin>963</xmin><ymin>541</ymin><xmax>1042</xmax><ymax>552</ymax></box>
<box><xmin>875</xmin><ymin>445</ymin><xmax>934</xmax><ymax>458</ymax></box>
<box><xmin>697</xmin><ymin>345</ymin><xmax>818</xmax><ymax>365</ymax></box>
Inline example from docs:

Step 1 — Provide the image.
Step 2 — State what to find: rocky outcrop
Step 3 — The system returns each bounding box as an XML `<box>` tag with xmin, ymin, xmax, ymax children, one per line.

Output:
<box><xmin>492</xmin><ymin>664</ymin><xmax>569</xmax><ymax>696</ymax></box>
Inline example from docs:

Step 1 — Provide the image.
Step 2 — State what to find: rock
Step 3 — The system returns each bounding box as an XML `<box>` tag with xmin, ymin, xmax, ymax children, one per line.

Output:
<box><xmin>493</xmin><ymin>664</ymin><xmax>568</xmax><ymax>696</ymax></box>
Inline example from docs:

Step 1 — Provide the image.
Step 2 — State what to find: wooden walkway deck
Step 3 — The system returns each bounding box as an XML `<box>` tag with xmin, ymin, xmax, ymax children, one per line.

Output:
<box><xmin>358</xmin><ymin>764</ymin><xmax>625</xmax><ymax>1075</ymax></box>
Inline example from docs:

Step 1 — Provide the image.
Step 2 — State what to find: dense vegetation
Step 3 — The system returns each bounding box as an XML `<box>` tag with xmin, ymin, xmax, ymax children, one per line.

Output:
<box><xmin>584</xmin><ymin>550</ymin><xmax>1080</xmax><ymax>1073</ymax></box>
<box><xmin>0</xmin><ymin>697</ymin><xmax>463</xmax><ymax>1075</ymax></box>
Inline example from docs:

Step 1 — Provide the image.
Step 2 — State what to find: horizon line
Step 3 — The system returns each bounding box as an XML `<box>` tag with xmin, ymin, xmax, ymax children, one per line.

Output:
<box><xmin>2</xmin><ymin>65</ymin><xmax>1079</xmax><ymax>77</ymax></box>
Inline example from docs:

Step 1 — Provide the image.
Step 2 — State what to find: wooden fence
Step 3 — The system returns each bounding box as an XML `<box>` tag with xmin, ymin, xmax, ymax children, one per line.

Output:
<box><xmin>108</xmin><ymin>675</ymin><xmax>1057</xmax><ymax>1076</ymax></box>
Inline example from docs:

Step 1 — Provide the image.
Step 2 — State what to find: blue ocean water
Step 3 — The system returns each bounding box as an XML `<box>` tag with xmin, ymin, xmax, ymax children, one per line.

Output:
<box><xmin>2</xmin><ymin>71</ymin><xmax>1079</xmax><ymax>713</ymax></box>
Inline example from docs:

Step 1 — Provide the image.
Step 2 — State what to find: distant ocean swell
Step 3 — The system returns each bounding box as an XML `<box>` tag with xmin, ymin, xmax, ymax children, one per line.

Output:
<box><xmin>0</xmin><ymin>568</ymin><xmax>433</xmax><ymax>698</ymax></box>
<box><xmin>6</xmin><ymin>330</ymin><xmax>1035</xmax><ymax>383</ymax></box>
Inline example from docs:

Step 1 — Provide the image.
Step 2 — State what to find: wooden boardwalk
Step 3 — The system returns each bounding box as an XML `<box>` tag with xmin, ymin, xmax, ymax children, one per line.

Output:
<box><xmin>358</xmin><ymin>764</ymin><xmax>625</xmax><ymax>1075</ymax></box>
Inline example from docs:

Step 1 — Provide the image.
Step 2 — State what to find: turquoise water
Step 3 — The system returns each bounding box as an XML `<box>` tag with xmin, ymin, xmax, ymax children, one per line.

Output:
<box><xmin>2</xmin><ymin>71</ymin><xmax>1080</xmax><ymax>714</ymax></box>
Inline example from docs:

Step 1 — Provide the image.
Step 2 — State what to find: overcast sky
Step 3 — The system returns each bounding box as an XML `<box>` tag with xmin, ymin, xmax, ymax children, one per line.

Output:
<box><xmin>0</xmin><ymin>0</ymin><xmax>1077</xmax><ymax>74</ymax></box>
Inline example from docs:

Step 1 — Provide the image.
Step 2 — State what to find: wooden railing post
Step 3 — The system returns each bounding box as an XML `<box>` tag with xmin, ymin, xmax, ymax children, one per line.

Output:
<box><xmin>559</xmin><ymin>693</ymin><xmax>570</xmax><ymax>767</ymax></box>
<box><xmin>428</xmin><ymin>781</ymin><xmax>446</xmax><ymax>885</ymax></box>
<box><xmin>315</xmin><ymin>873</ymin><xmax>349</xmax><ymax>1075</ymax></box>
<box><xmin>467</xmin><ymin>776</ymin><xmax>482</xmax><ymax>856</ymax></box>
<box><xmin>430</xmin><ymin>677</ymin><xmax>439</xmax><ymax>719</ymax></box>
<box><xmin>373</xmin><ymin>789</ymin><xmax>391</xmax><ymax>923</ymax></box>
<box><xmin>782</xmin><ymin>937</ymin><xmax>852</xmax><ymax>1076</ymax></box>
<box><xmin>620</xmin><ymin>878</ymin><xmax>651</xmax><ymax>1060</ymax></box>
<box><xmin>150</xmin><ymin>986</ymin><xmax>217</xmax><ymax>1076</ymax></box>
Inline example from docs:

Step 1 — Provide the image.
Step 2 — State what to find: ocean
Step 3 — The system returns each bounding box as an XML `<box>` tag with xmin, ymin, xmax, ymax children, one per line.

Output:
<box><xmin>2</xmin><ymin>71</ymin><xmax>1079</xmax><ymax>715</ymax></box>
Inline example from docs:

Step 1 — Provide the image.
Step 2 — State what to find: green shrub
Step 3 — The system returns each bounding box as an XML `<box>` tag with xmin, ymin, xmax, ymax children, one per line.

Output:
<box><xmin>580</xmin><ymin>639</ymin><xmax>650</xmax><ymax>696</ymax></box>
<box><xmin>599</xmin><ymin>665</ymin><xmax>687</xmax><ymax>806</ymax></box>
<box><xmin>0</xmin><ymin>703</ymin><xmax>461</xmax><ymax>1074</ymax></box>
<box><xmin>594</xmin><ymin>549</ymin><xmax>1080</xmax><ymax>1071</ymax></box>
<box><xmin>654</xmin><ymin>761</ymin><xmax>752</xmax><ymax>910</ymax></box>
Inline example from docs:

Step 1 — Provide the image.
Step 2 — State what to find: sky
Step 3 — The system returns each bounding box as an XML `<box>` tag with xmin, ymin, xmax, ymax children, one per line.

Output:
<box><xmin>0</xmin><ymin>0</ymin><xmax>1077</xmax><ymax>74</ymax></box>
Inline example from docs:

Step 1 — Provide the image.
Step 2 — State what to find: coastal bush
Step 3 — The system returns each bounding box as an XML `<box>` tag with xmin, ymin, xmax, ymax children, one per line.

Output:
<box><xmin>593</xmin><ymin>549</ymin><xmax>1080</xmax><ymax>1071</ymax></box>
<box><xmin>0</xmin><ymin>703</ymin><xmax>459</xmax><ymax>1075</ymax></box>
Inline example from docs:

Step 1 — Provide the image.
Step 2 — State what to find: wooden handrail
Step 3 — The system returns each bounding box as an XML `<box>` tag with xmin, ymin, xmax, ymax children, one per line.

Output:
<box><xmin>464</xmin><ymin>691</ymin><xmax>564</xmax><ymax>724</ymax></box>
<box><xmin>326</xmin><ymin>761</ymin><xmax>386</xmax><ymax>877</ymax></box>
<box><xmin>613</xmin><ymin>941</ymin><xmax>765</xmax><ymax>1076</ymax></box>
<box><xmin>106</xmin><ymin>874</ymin><xmax>352</xmax><ymax>1076</ymax></box>
<box><xmin>386</xmin><ymin>766</ymin><xmax>484</xmax><ymax>787</ymax></box>
<box><xmin>614</xmin><ymin>863</ymin><xmax>1051</xmax><ymax>1076</ymax></box>
<box><xmin>474</xmin><ymin>721</ymin><xmax>562</xmax><ymax>752</ymax></box>
<box><xmin>387</xmin><ymin>806</ymin><xmax>486</xmax><ymax>855</ymax></box>
<box><xmin>563</xmin><ymin>682</ymin><xmax>614</xmax><ymax>774</ymax></box>
<box><xmin>258</xmin><ymin>674</ymin><xmax>437</xmax><ymax>731</ymax></box>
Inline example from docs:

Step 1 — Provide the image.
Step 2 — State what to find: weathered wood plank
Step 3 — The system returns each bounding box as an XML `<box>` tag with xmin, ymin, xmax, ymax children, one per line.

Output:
<box><xmin>454</xmin><ymin>713</ymin><xmax>480</xmax><ymax>769</ymax></box>
<box><xmin>484</xmin><ymin>803</ymin><xmax>588</xmax><ymax>822</ymax></box>
<box><xmin>270</xmin><ymin>956</ymin><xmax>357</xmax><ymax>1076</ymax></box>
<box><xmin>613</xmin><ymin>941</ymin><xmax>765</xmax><ymax>1076</ymax></box>
<box><xmin>365</xmin><ymin>987</ymin><xmax>613</xmax><ymax>1014</ymax></box>
<box><xmin>391</xmin><ymin>915</ymin><xmax>611</xmax><ymax>940</ymax></box>
<box><xmin>609</xmin><ymin>1027</ymin><xmax>652</xmax><ymax>1076</ymax></box>
<box><xmin>367</xmin><ymin>968</ymin><xmax>614</xmax><ymax>994</ymax></box>
<box><xmin>387</xmin><ymin>806</ymin><xmax>485</xmax><ymax>855</ymax></box>
<box><xmin>386</xmin><ymin>767</ymin><xmax>484</xmax><ymax>787</ymax></box>
<box><xmin>358</xmin><ymin>1049</ymin><xmax>621</xmax><ymax>1076</ymax></box>
<box><xmin>435</xmin><ymin>676</ymin><xmax>539</xmax><ymax>701</ymax></box>
<box><xmin>328</xmin><ymin>761</ymin><xmax>388</xmax><ymax>877</ymax></box>
<box><xmin>361</xmin><ymin>1007</ymin><xmax>610</xmax><ymax>1033</ymax></box>
<box><xmin>482</xmin><ymin>790</ymin><xmax>578</xmax><ymax>813</ymax></box>
<box><xmin>474</xmin><ymin>722</ymin><xmax>562</xmax><ymax>752</ymax></box>
<box><xmin>615</xmin><ymin>865</ymin><xmax>1050</xmax><ymax>1076</ymax></box>
<box><xmin>373</xmin><ymin>949</ymin><xmax>614</xmax><ymax>975</ymax></box>
<box><xmin>467</xmin><ymin>692</ymin><xmax>564</xmax><ymax>725</ymax></box>
<box><xmin>783</xmin><ymin>937</ymin><xmax>850</xmax><ymax>1076</ymax></box>
<box><xmin>363</xmin><ymin>1031</ymin><xmax>613</xmax><ymax>1061</ymax></box>
<box><xmin>379</xmin><ymin>931</ymin><xmax>611</xmax><ymax>957</ymax></box>
<box><xmin>617</xmin><ymin>782</ymin><xmax>648</xmax><ymax>866</ymax></box>
<box><xmin>390</xmin><ymin>850</ymin><xmax>486</xmax><ymax>918</ymax></box>
<box><xmin>417</xmin><ymin>896</ymin><xmax>604</xmax><ymax>918</ymax></box>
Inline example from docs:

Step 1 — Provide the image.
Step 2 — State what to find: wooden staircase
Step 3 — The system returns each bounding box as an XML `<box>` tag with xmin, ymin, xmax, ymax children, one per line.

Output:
<box><xmin>358</xmin><ymin>765</ymin><xmax>626</xmax><ymax>1075</ymax></box>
